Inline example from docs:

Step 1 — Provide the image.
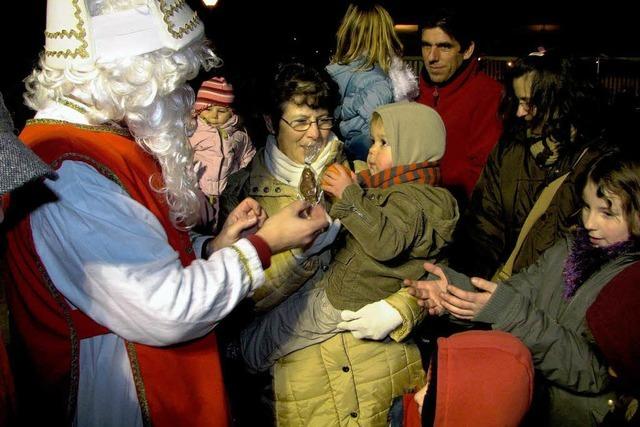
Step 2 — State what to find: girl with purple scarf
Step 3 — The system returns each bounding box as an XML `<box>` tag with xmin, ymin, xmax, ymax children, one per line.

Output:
<box><xmin>406</xmin><ymin>150</ymin><xmax>640</xmax><ymax>426</ymax></box>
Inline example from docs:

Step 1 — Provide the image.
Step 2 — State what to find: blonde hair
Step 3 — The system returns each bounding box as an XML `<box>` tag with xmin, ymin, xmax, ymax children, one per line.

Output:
<box><xmin>24</xmin><ymin>0</ymin><xmax>221</xmax><ymax>228</ymax></box>
<box><xmin>331</xmin><ymin>3</ymin><xmax>403</xmax><ymax>73</ymax></box>
<box><xmin>370</xmin><ymin>111</ymin><xmax>383</xmax><ymax>128</ymax></box>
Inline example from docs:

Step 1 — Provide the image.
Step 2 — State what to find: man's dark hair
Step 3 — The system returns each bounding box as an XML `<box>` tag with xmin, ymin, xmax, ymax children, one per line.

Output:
<box><xmin>268</xmin><ymin>63</ymin><xmax>339</xmax><ymax>134</ymax></box>
<box><xmin>418</xmin><ymin>7</ymin><xmax>475</xmax><ymax>51</ymax></box>
<box><xmin>502</xmin><ymin>52</ymin><xmax>604</xmax><ymax>146</ymax></box>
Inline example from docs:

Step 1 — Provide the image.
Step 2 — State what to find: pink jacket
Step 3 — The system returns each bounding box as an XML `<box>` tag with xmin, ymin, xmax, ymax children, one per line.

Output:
<box><xmin>189</xmin><ymin>114</ymin><xmax>255</xmax><ymax>196</ymax></box>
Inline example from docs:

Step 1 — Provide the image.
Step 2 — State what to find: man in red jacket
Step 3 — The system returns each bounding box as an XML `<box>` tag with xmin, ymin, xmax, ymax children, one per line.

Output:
<box><xmin>417</xmin><ymin>8</ymin><xmax>503</xmax><ymax>206</ymax></box>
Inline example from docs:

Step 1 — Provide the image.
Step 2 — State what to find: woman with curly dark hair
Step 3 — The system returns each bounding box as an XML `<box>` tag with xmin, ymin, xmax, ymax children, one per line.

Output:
<box><xmin>446</xmin><ymin>51</ymin><xmax>610</xmax><ymax>282</ymax></box>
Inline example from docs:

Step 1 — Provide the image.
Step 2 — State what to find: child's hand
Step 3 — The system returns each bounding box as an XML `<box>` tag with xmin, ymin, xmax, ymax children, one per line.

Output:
<box><xmin>440</xmin><ymin>277</ymin><xmax>497</xmax><ymax>320</ymax></box>
<box><xmin>321</xmin><ymin>163</ymin><xmax>356</xmax><ymax>199</ymax></box>
<box><xmin>404</xmin><ymin>262</ymin><xmax>449</xmax><ymax>316</ymax></box>
<box><xmin>337</xmin><ymin>300</ymin><xmax>402</xmax><ymax>340</ymax></box>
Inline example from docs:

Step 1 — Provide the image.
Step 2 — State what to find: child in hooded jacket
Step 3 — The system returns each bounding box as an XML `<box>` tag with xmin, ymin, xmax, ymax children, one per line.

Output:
<box><xmin>190</xmin><ymin>76</ymin><xmax>255</xmax><ymax>227</ymax></box>
<box><xmin>241</xmin><ymin>102</ymin><xmax>458</xmax><ymax>372</ymax></box>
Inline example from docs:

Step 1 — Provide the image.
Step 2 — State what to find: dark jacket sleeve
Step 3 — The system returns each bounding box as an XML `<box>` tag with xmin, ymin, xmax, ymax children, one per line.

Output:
<box><xmin>447</xmin><ymin>141</ymin><xmax>508</xmax><ymax>278</ymax></box>
<box><xmin>217</xmin><ymin>166</ymin><xmax>250</xmax><ymax>230</ymax></box>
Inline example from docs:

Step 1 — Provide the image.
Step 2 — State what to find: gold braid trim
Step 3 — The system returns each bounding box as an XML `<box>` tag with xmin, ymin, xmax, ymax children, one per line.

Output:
<box><xmin>158</xmin><ymin>0</ymin><xmax>201</xmax><ymax>39</ymax></box>
<box><xmin>44</xmin><ymin>0</ymin><xmax>90</xmax><ymax>59</ymax></box>
<box><xmin>26</xmin><ymin>119</ymin><xmax>131</xmax><ymax>137</ymax></box>
<box><xmin>31</xmin><ymin>256</ymin><xmax>80</xmax><ymax>423</ymax></box>
<box><xmin>125</xmin><ymin>342</ymin><xmax>153</xmax><ymax>427</ymax></box>
<box><xmin>229</xmin><ymin>245</ymin><xmax>254</xmax><ymax>288</ymax></box>
<box><xmin>161</xmin><ymin>0</ymin><xmax>187</xmax><ymax>16</ymax></box>
<box><xmin>50</xmin><ymin>153</ymin><xmax>126</xmax><ymax>192</ymax></box>
<box><xmin>57</xmin><ymin>98</ymin><xmax>89</xmax><ymax>115</ymax></box>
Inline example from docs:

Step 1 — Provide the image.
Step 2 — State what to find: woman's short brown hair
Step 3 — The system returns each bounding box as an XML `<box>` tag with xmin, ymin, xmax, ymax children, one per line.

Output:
<box><xmin>268</xmin><ymin>63</ymin><xmax>338</xmax><ymax>134</ymax></box>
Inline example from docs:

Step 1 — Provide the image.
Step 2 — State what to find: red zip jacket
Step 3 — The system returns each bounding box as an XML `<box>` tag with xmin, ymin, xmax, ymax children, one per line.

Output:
<box><xmin>417</xmin><ymin>59</ymin><xmax>503</xmax><ymax>204</ymax></box>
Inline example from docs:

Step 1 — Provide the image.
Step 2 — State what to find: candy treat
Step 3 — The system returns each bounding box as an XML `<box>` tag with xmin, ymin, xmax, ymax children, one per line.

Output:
<box><xmin>299</xmin><ymin>166</ymin><xmax>319</xmax><ymax>203</ymax></box>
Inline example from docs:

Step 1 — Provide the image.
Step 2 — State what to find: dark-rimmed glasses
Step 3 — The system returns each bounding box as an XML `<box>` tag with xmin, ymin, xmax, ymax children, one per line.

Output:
<box><xmin>280</xmin><ymin>116</ymin><xmax>334</xmax><ymax>132</ymax></box>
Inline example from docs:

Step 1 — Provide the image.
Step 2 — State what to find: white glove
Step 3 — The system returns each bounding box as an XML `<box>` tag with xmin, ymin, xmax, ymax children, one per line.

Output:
<box><xmin>293</xmin><ymin>216</ymin><xmax>341</xmax><ymax>261</ymax></box>
<box><xmin>337</xmin><ymin>300</ymin><xmax>402</xmax><ymax>340</ymax></box>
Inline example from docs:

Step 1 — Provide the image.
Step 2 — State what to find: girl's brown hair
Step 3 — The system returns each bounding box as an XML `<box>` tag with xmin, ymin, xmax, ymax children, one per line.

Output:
<box><xmin>586</xmin><ymin>151</ymin><xmax>640</xmax><ymax>238</ymax></box>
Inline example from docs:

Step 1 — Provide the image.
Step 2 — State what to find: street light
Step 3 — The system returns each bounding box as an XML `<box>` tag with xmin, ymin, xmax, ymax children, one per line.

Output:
<box><xmin>202</xmin><ymin>0</ymin><xmax>218</xmax><ymax>6</ymax></box>
<box><xmin>394</xmin><ymin>24</ymin><xmax>418</xmax><ymax>34</ymax></box>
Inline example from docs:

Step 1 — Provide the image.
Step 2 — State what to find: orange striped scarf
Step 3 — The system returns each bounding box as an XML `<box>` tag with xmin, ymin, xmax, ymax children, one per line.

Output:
<box><xmin>358</xmin><ymin>160</ymin><xmax>441</xmax><ymax>189</ymax></box>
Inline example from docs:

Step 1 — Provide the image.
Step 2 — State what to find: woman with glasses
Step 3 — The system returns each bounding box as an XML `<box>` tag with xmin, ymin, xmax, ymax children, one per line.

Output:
<box><xmin>220</xmin><ymin>63</ymin><xmax>426</xmax><ymax>426</ymax></box>
<box><xmin>221</xmin><ymin>62</ymin><xmax>344</xmax><ymax>313</ymax></box>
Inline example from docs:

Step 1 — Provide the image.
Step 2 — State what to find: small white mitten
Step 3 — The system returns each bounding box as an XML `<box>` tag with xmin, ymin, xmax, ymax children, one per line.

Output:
<box><xmin>337</xmin><ymin>300</ymin><xmax>402</xmax><ymax>340</ymax></box>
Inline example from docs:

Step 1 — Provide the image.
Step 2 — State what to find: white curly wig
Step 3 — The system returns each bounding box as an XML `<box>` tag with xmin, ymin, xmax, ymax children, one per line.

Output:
<box><xmin>24</xmin><ymin>0</ymin><xmax>221</xmax><ymax>228</ymax></box>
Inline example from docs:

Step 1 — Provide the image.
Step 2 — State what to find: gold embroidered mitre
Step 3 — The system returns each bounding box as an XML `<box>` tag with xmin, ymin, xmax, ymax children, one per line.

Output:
<box><xmin>44</xmin><ymin>0</ymin><xmax>205</xmax><ymax>70</ymax></box>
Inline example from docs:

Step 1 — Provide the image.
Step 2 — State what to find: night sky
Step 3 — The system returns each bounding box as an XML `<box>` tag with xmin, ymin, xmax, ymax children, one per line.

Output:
<box><xmin>2</xmin><ymin>0</ymin><xmax>638</xmax><ymax>128</ymax></box>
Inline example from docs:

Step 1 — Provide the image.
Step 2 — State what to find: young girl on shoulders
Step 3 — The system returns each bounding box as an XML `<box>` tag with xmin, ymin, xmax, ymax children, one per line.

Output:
<box><xmin>327</xmin><ymin>2</ymin><xmax>418</xmax><ymax>161</ymax></box>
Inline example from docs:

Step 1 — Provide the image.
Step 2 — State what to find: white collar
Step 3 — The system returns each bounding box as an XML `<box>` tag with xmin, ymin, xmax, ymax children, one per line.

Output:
<box><xmin>34</xmin><ymin>98</ymin><xmax>124</xmax><ymax>131</ymax></box>
<box><xmin>263</xmin><ymin>133</ymin><xmax>339</xmax><ymax>187</ymax></box>
<box><xmin>34</xmin><ymin>100</ymin><xmax>93</xmax><ymax>125</ymax></box>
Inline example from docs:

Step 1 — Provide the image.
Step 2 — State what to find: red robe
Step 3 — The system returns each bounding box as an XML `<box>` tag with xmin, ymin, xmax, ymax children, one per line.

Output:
<box><xmin>4</xmin><ymin>121</ymin><xmax>230</xmax><ymax>426</ymax></box>
<box><xmin>0</xmin><ymin>334</ymin><xmax>15</xmax><ymax>427</ymax></box>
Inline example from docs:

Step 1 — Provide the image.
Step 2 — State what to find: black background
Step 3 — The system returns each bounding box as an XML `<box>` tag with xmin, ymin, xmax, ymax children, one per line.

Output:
<box><xmin>2</xmin><ymin>0</ymin><xmax>638</xmax><ymax>128</ymax></box>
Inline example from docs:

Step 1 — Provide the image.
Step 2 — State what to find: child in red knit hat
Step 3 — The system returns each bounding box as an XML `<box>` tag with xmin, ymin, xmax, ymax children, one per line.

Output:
<box><xmin>391</xmin><ymin>330</ymin><xmax>534</xmax><ymax>427</ymax></box>
<box><xmin>190</xmin><ymin>76</ymin><xmax>255</xmax><ymax>229</ymax></box>
<box><xmin>586</xmin><ymin>261</ymin><xmax>640</xmax><ymax>425</ymax></box>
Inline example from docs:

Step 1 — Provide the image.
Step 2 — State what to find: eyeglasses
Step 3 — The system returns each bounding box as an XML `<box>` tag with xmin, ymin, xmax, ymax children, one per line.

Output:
<box><xmin>280</xmin><ymin>116</ymin><xmax>334</xmax><ymax>132</ymax></box>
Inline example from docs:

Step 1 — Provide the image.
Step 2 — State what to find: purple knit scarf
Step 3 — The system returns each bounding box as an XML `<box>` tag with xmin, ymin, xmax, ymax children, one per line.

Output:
<box><xmin>562</xmin><ymin>227</ymin><xmax>638</xmax><ymax>299</ymax></box>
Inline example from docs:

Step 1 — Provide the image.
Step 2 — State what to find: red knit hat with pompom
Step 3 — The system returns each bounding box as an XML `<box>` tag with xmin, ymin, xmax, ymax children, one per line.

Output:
<box><xmin>194</xmin><ymin>77</ymin><xmax>234</xmax><ymax>111</ymax></box>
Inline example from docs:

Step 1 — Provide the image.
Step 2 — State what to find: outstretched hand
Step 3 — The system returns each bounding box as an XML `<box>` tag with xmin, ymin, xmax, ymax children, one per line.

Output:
<box><xmin>256</xmin><ymin>200</ymin><xmax>329</xmax><ymax>254</ymax></box>
<box><xmin>440</xmin><ymin>277</ymin><xmax>497</xmax><ymax>320</ymax></box>
<box><xmin>404</xmin><ymin>262</ymin><xmax>449</xmax><ymax>316</ymax></box>
<box><xmin>211</xmin><ymin>197</ymin><xmax>267</xmax><ymax>252</ymax></box>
